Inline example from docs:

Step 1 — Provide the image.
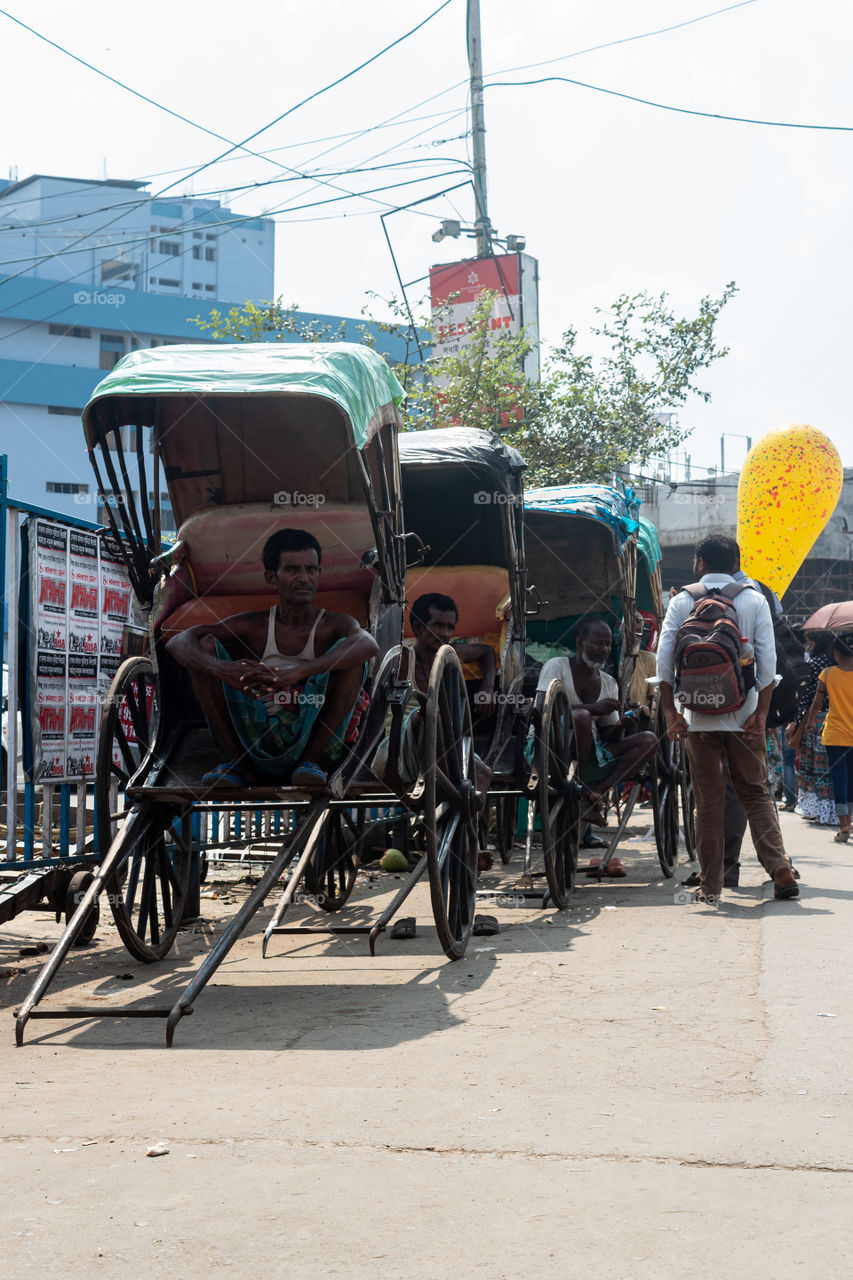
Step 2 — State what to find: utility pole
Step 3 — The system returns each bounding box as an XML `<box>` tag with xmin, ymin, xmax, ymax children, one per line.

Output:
<box><xmin>467</xmin><ymin>0</ymin><xmax>490</xmax><ymax>257</ymax></box>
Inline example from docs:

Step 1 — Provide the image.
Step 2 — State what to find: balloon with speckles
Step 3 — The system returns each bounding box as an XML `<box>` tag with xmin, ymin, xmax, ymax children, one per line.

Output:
<box><xmin>737</xmin><ymin>424</ymin><xmax>843</xmax><ymax>598</ymax></box>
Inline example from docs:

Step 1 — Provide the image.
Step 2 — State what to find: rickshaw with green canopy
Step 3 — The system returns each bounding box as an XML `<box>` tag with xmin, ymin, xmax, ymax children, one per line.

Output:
<box><xmin>523</xmin><ymin>484</ymin><xmax>692</xmax><ymax>881</ymax></box>
<box><xmin>16</xmin><ymin>342</ymin><xmax>484</xmax><ymax>1047</ymax></box>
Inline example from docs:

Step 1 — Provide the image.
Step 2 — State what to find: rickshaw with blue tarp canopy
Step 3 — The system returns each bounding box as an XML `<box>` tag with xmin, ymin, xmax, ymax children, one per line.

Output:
<box><xmin>16</xmin><ymin>343</ymin><xmax>486</xmax><ymax>1047</ymax></box>
<box><xmin>523</xmin><ymin>483</ymin><xmax>691</xmax><ymax>879</ymax></box>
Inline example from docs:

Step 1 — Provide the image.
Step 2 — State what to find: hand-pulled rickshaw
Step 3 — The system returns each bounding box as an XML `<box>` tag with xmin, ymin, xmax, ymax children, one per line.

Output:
<box><xmin>16</xmin><ymin>343</ymin><xmax>486</xmax><ymax>1047</ymax></box>
<box><xmin>397</xmin><ymin>428</ymin><xmax>580</xmax><ymax>911</ymax></box>
<box><xmin>523</xmin><ymin>484</ymin><xmax>692</xmax><ymax>880</ymax></box>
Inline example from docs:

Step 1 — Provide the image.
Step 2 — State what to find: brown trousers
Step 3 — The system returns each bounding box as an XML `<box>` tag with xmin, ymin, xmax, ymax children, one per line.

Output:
<box><xmin>685</xmin><ymin>731</ymin><xmax>790</xmax><ymax>898</ymax></box>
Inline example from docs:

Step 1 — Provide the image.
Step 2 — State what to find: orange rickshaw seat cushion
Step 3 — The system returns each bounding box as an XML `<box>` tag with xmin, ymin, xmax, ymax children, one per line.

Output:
<box><xmin>403</xmin><ymin>564</ymin><xmax>510</xmax><ymax>675</ymax></box>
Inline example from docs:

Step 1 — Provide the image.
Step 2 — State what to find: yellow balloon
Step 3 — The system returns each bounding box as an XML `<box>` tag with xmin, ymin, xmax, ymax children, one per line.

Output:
<box><xmin>737</xmin><ymin>424</ymin><xmax>843</xmax><ymax>597</ymax></box>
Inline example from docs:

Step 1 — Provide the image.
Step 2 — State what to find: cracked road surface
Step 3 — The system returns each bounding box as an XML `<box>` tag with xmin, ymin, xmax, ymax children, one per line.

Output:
<box><xmin>2</xmin><ymin>812</ymin><xmax>851</xmax><ymax>1277</ymax></box>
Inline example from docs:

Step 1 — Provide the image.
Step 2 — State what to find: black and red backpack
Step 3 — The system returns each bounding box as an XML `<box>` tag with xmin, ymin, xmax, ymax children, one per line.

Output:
<box><xmin>673</xmin><ymin>583</ymin><xmax>754</xmax><ymax>715</ymax></box>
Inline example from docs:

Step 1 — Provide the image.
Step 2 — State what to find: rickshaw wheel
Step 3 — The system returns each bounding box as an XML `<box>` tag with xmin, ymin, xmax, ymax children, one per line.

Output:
<box><xmin>494</xmin><ymin>796</ymin><xmax>519</xmax><ymax>864</ymax></box>
<box><xmin>97</xmin><ymin>657</ymin><xmax>191</xmax><ymax>961</ymax></box>
<box><xmin>423</xmin><ymin>645</ymin><xmax>478</xmax><ymax>960</ymax></box>
<box><xmin>95</xmin><ymin>656</ymin><xmax>159</xmax><ymax>859</ymax></box>
<box><xmin>303</xmin><ymin>810</ymin><xmax>362</xmax><ymax>912</ymax></box>
<box><xmin>64</xmin><ymin>871</ymin><xmax>100</xmax><ymax>946</ymax></box>
<box><xmin>106</xmin><ymin>803</ymin><xmax>193</xmax><ymax>962</ymax></box>
<box><xmin>651</xmin><ymin>698</ymin><xmax>680</xmax><ymax>877</ymax></box>
<box><xmin>538</xmin><ymin>681</ymin><xmax>580</xmax><ymax>909</ymax></box>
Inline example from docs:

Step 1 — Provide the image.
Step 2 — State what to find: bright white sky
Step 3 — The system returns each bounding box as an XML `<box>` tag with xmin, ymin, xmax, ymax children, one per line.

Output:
<box><xmin>1</xmin><ymin>0</ymin><xmax>851</xmax><ymax>476</ymax></box>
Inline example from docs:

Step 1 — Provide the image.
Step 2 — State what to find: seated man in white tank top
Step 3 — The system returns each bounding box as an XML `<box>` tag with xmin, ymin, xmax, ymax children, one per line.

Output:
<box><xmin>166</xmin><ymin>528</ymin><xmax>378</xmax><ymax>787</ymax></box>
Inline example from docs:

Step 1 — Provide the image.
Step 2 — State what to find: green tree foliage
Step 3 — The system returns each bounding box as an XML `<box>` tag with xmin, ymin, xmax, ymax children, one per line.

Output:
<box><xmin>195</xmin><ymin>297</ymin><xmax>349</xmax><ymax>344</ymax></box>
<box><xmin>193</xmin><ymin>282</ymin><xmax>736</xmax><ymax>483</ymax></box>
<box><xmin>514</xmin><ymin>283</ymin><xmax>737</xmax><ymax>485</ymax></box>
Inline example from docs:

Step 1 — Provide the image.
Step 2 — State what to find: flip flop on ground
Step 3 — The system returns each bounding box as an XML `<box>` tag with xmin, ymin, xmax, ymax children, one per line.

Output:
<box><xmin>390</xmin><ymin>917</ymin><xmax>417</xmax><ymax>940</ymax></box>
<box><xmin>585</xmin><ymin>857</ymin><xmax>627</xmax><ymax>878</ymax></box>
<box><xmin>473</xmin><ymin>914</ymin><xmax>500</xmax><ymax>936</ymax></box>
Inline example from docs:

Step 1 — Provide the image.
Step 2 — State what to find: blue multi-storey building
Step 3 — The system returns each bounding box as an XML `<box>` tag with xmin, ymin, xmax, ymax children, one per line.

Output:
<box><xmin>0</xmin><ymin>174</ymin><xmax>408</xmax><ymax>532</ymax></box>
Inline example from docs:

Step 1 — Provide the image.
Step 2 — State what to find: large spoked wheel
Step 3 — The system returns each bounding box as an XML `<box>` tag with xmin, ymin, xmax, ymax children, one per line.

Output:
<box><xmin>422</xmin><ymin>646</ymin><xmax>479</xmax><ymax>960</ymax></box>
<box><xmin>95</xmin><ymin>655</ymin><xmax>159</xmax><ymax>857</ymax></box>
<box><xmin>97</xmin><ymin>657</ymin><xmax>191</xmax><ymax>961</ymax></box>
<box><xmin>537</xmin><ymin>681</ymin><xmax>580</xmax><ymax>908</ymax></box>
<box><xmin>651</xmin><ymin>697</ymin><xmax>680</xmax><ymax>877</ymax></box>
<box><xmin>303</xmin><ymin>809</ymin><xmax>362</xmax><ymax>912</ymax></box>
<box><xmin>105</xmin><ymin>803</ymin><xmax>193</xmax><ymax>962</ymax></box>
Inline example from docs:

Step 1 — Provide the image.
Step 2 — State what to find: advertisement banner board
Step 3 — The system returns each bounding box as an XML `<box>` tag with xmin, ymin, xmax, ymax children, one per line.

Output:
<box><xmin>27</xmin><ymin>519</ymin><xmax>134</xmax><ymax>782</ymax></box>
<box><xmin>429</xmin><ymin>252</ymin><xmax>540</xmax><ymax>382</ymax></box>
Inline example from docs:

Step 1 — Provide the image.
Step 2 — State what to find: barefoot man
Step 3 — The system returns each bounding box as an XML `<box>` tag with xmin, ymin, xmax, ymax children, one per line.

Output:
<box><xmin>166</xmin><ymin>528</ymin><xmax>377</xmax><ymax>787</ymax></box>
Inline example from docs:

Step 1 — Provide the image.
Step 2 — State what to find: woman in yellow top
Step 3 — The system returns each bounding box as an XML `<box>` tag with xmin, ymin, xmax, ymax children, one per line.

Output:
<box><xmin>806</xmin><ymin>634</ymin><xmax>853</xmax><ymax>842</ymax></box>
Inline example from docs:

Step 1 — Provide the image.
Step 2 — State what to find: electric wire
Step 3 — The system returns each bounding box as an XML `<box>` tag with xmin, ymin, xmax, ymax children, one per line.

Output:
<box><xmin>0</xmin><ymin>1</ymin><xmax>457</xmax><ymax>289</ymax></box>
<box><xmin>484</xmin><ymin>75</ymin><xmax>853</xmax><ymax>132</ymax></box>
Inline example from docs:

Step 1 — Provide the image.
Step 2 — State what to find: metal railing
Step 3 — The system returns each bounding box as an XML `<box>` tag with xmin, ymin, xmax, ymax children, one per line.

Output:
<box><xmin>1</xmin><ymin>455</ymin><xmax>102</xmax><ymax>869</ymax></box>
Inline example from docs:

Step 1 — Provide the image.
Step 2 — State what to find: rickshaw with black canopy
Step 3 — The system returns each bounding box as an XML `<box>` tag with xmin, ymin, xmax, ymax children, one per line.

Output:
<box><xmin>397</xmin><ymin>428</ymin><xmax>581</xmax><ymax>911</ymax></box>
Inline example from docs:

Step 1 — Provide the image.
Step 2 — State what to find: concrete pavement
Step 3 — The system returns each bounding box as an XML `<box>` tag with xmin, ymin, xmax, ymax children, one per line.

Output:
<box><xmin>1</xmin><ymin>807</ymin><xmax>851</xmax><ymax>1278</ymax></box>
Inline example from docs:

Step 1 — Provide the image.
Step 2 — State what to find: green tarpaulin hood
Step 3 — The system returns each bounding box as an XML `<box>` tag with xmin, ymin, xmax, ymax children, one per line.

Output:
<box><xmin>84</xmin><ymin>341</ymin><xmax>406</xmax><ymax>451</ymax></box>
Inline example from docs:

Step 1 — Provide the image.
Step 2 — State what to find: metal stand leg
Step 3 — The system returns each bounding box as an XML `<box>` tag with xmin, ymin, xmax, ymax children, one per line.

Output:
<box><xmin>592</xmin><ymin>787</ymin><xmax>639</xmax><ymax>879</ymax></box>
<box><xmin>165</xmin><ymin>798</ymin><xmax>329</xmax><ymax>1046</ymax></box>
<box><xmin>368</xmin><ymin>852</ymin><xmax>428</xmax><ymax>954</ymax></box>
<box><xmin>15</xmin><ymin>805</ymin><xmax>151</xmax><ymax>1045</ymax></box>
<box><xmin>262</xmin><ymin>813</ymin><xmax>330</xmax><ymax>957</ymax></box>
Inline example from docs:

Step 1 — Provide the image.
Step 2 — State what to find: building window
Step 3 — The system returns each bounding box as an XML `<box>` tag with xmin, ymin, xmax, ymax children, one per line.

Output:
<box><xmin>193</xmin><ymin>232</ymin><xmax>203</xmax><ymax>240</ymax></box>
<box><xmin>158</xmin><ymin>278</ymin><xmax>180</xmax><ymax>288</ymax></box>
<box><xmin>192</xmin><ymin>282</ymin><xmax>203</xmax><ymax>290</ymax></box>
<box><xmin>205</xmin><ymin>284</ymin><xmax>216</xmax><ymax>292</ymax></box>
<box><xmin>48</xmin><ymin>324</ymin><xmax>91</xmax><ymax>339</ymax></box>
<box><xmin>192</xmin><ymin>245</ymin><xmax>202</xmax><ymax>260</ymax></box>
<box><xmin>98</xmin><ymin>493</ymin><xmax>137</xmax><ymax>526</ymax></box>
<box><xmin>149</xmin><ymin>491</ymin><xmax>175</xmax><ymax>530</ymax></box>
<box><xmin>158</xmin><ymin>241</ymin><xmax>181</xmax><ymax>256</ymax></box>
<box><xmin>46</xmin><ymin>481</ymin><xmax>89</xmax><ymax>495</ymax></box>
<box><xmin>47</xmin><ymin>405</ymin><xmax>83</xmax><ymax>416</ymax></box>
<box><xmin>105</xmin><ymin>425</ymin><xmax>137</xmax><ymax>453</ymax></box>
<box><xmin>99</xmin><ymin>333</ymin><xmax>126</xmax><ymax>371</ymax></box>
<box><xmin>205</xmin><ymin>247</ymin><xmax>216</xmax><ymax>262</ymax></box>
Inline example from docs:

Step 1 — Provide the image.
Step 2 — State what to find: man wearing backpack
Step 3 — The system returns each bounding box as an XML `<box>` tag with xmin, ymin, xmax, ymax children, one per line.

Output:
<box><xmin>656</xmin><ymin>534</ymin><xmax>799</xmax><ymax>904</ymax></box>
<box><xmin>681</xmin><ymin>552</ymin><xmax>807</xmax><ymax>887</ymax></box>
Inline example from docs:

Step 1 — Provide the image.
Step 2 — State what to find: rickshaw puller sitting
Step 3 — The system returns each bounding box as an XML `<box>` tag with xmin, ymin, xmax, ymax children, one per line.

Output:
<box><xmin>372</xmin><ymin>592</ymin><xmax>496</xmax><ymax>864</ymax></box>
<box><xmin>166</xmin><ymin>529</ymin><xmax>378</xmax><ymax>787</ymax></box>
<box><xmin>535</xmin><ymin>617</ymin><xmax>657</xmax><ymax>875</ymax></box>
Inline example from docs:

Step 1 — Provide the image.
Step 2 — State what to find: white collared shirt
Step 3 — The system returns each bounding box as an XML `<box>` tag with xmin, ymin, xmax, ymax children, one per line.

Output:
<box><xmin>654</xmin><ymin>573</ymin><xmax>776</xmax><ymax>732</ymax></box>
